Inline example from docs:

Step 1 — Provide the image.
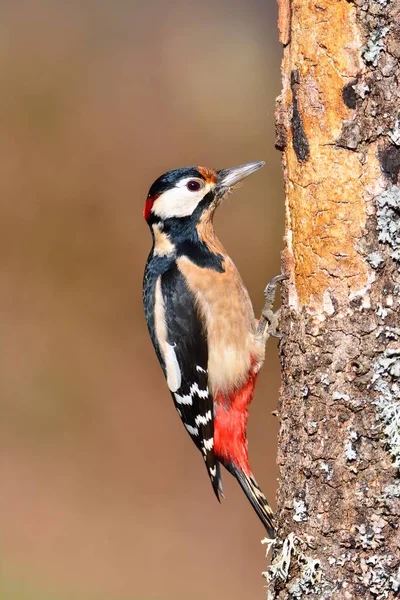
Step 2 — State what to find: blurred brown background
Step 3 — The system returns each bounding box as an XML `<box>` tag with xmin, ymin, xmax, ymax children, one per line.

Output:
<box><xmin>0</xmin><ymin>1</ymin><xmax>283</xmax><ymax>599</ymax></box>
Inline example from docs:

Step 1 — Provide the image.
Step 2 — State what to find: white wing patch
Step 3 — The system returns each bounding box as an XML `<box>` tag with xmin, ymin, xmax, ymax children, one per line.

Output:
<box><xmin>184</xmin><ymin>423</ymin><xmax>199</xmax><ymax>436</ymax></box>
<box><xmin>174</xmin><ymin>382</ymin><xmax>208</xmax><ymax>406</ymax></box>
<box><xmin>154</xmin><ymin>277</ymin><xmax>182</xmax><ymax>393</ymax></box>
<box><xmin>195</xmin><ymin>410</ymin><xmax>212</xmax><ymax>426</ymax></box>
<box><xmin>203</xmin><ymin>438</ymin><xmax>214</xmax><ymax>451</ymax></box>
<box><xmin>165</xmin><ymin>343</ymin><xmax>181</xmax><ymax>392</ymax></box>
<box><xmin>174</xmin><ymin>391</ymin><xmax>193</xmax><ymax>405</ymax></box>
<box><xmin>192</xmin><ymin>384</ymin><xmax>208</xmax><ymax>399</ymax></box>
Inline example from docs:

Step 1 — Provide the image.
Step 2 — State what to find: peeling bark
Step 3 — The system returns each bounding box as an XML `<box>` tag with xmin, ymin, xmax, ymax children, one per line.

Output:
<box><xmin>268</xmin><ymin>1</ymin><xmax>400</xmax><ymax>598</ymax></box>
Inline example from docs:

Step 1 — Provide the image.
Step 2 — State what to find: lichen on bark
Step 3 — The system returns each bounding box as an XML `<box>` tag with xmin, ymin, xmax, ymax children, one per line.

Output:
<box><xmin>269</xmin><ymin>0</ymin><xmax>400</xmax><ymax>598</ymax></box>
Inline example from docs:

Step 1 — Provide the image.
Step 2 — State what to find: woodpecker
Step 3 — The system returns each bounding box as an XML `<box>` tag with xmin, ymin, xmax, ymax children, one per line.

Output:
<box><xmin>142</xmin><ymin>161</ymin><xmax>283</xmax><ymax>538</ymax></box>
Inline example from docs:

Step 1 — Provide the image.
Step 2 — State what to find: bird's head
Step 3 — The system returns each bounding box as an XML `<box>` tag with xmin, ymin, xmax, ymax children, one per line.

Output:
<box><xmin>143</xmin><ymin>161</ymin><xmax>265</xmax><ymax>226</ymax></box>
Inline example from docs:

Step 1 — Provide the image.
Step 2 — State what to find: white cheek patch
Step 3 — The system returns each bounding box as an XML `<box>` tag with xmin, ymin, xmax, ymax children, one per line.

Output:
<box><xmin>152</xmin><ymin>179</ymin><xmax>214</xmax><ymax>219</ymax></box>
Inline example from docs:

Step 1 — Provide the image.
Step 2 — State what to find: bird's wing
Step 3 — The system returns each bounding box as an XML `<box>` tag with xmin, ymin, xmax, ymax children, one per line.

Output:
<box><xmin>159</xmin><ymin>264</ymin><xmax>222</xmax><ymax>499</ymax></box>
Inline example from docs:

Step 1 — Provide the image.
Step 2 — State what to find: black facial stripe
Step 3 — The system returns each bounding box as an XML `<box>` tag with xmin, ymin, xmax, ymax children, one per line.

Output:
<box><xmin>158</xmin><ymin>190</ymin><xmax>215</xmax><ymax>232</ymax></box>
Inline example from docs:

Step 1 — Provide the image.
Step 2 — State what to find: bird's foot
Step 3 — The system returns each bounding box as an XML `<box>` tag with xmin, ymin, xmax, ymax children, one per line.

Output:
<box><xmin>257</xmin><ymin>274</ymin><xmax>287</xmax><ymax>342</ymax></box>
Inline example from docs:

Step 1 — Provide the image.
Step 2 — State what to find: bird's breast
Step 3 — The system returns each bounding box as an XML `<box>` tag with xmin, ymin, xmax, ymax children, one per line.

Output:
<box><xmin>177</xmin><ymin>255</ymin><xmax>264</xmax><ymax>394</ymax></box>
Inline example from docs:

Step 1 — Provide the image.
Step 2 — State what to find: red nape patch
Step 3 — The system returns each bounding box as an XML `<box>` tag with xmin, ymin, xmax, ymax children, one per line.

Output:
<box><xmin>213</xmin><ymin>373</ymin><xmax>257</xmax><ymax>475</ymax></box>
<box><xmin>143</xmin><ymin>194</ymin><xmax>159</xmax><ymax>221</ymax></box>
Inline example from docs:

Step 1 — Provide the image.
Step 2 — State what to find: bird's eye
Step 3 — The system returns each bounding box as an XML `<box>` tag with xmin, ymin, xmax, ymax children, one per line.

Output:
<box><xmin>187</xmin><ymin>180</ymin><xmax>202</xmax><ymax>192</ymax></box>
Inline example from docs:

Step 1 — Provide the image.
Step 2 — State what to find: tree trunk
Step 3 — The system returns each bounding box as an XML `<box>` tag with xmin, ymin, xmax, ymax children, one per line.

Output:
<box><xmin>266</xmin><ymin>0</ymin><xmax>400</xmax><ymax>598</ymax></box>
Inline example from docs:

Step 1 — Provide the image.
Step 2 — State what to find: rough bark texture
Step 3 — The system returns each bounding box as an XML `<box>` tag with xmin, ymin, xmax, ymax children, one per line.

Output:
<box><xmin>266</xmin><ymin>1</ymin><xmax>400</xmax><ymax>598</ymax></box>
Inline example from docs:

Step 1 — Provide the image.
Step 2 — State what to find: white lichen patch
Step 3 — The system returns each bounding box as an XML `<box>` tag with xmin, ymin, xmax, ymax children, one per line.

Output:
<box><xmin>355</xmin><ymin>514</ymin><xmax>386</xmax><ymax>550</ymax></box>
<box><xmin>320</xmin><ymin>373</ymin><xmax>330</xmax><ymax>387</ymax></box>
<box><xmin>367</xmin><ymin>251</ymin><xmax>385</xmax><ymax>269</ymax></box>
<box><xmin>344</xmin><ymin>441</ymin><xmax>357</xmax><ymax>462</ymax></box>
<box><xmin>362</xmin><ymin>27</ymin><xmax>390</xmax><ymax>66</ymax></box>
<box><xmin>323</xmin><ymin>552</ymin><xmax>399</xmax><ymax>599</ymax></box>
<box><xmin>383</xmin><ymin>482</ymin><xmax>400</xmax><ymax>498</ymax></box>
<box><xmin>378</xmin><ymin>327</ymin><xmax>400</xmax><ymax>341</ymax></box>
<box><xmin>372</xmin><ymin>352</ymin><xmax>400</xmax><ymax>468</ymax></box>
<box><xmin>306</xmin><ymin>420</ymin><xmax>318</xmax><ymax>435</ymax></box>
<box><xmin>320</xmin><ymin>462</ymin><xmax>333</xmax><ymax>481</ymax></box>
<box><xmin>293</xmin><ymin>498</ymin><xmax>308</xmax><ymax>523</ymax></box>
<box><xmin>263</xmin><ymin>532</ymin><xmax>323</xmax><ymax>598</ymax></box>
<box><xmin>333</xmin><ymin>391</ymin><xmax>350</xmax><ymax>402</ymax></box>
<box><xmin>388</xmin><ymin>119</ymin><xmax>400</xmax><ymax>145</ymax></box>
<box><xmin>348</xmin><ymin>427</ymin><xmax>359</xmax><ymax>442</ymax></box>
<box><xmin>263</xmin><ymin>533</ymin><xmax>296</xmax><ymax>582</ymax></box>
<box><xmin>377</xmin><ymin>303</ymin><xmax>389</xmax><ymax>319</ymax></box>
<box><xmin>391</xmin><ymin>567</ymin><xmax>400</xmax><ymax>592</ymax></box>
<box><xmin>288</xmin><ymin>554</ymin><xmax>322</xmax><ymax>600</ymax></box>
<box><xmin>328</xmin><ymin>552</ymin><xmax>352</xmax><ymax>567</ymax></box>
<box><xmin>354</xmin><ymin>80</ymin><xmax>370</xmax><ymax>98</ymax></box>
<box><xmin>344</xmin><ymin>427</ymin><xmax>359</xmax><ymax>462</ymax></box>
<box><xmin>360</xmin><ymin>554</ymin><xmax>397</xmax><ymax>600</ymax></box>
<box><xmin>376</xmin><ymin>186</ymin><xmax>400</xmax><ymax>266</ymax></box>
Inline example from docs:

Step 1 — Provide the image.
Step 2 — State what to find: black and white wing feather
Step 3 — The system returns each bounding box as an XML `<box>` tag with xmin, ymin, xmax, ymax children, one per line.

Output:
<box><xmin>157</xmin><ymin>264</ymin><xmax>222</xmax><ymax>498</ymax></box>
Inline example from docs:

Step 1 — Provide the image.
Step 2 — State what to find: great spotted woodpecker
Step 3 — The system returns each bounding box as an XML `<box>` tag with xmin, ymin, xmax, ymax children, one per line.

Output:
<box><xmin>143</xmin><ymin>162</ymin><xmax>283</xmax><ymax>538</ymax></box>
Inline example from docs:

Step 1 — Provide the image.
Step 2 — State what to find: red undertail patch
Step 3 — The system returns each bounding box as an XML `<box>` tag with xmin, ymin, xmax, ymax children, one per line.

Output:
<box><xmin>213</xmin><ymin>372</ymin><xmax>257</xmax><ymax>475</ymax></box>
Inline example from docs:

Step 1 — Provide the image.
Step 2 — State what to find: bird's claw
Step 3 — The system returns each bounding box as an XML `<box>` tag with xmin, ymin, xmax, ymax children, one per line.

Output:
<box><xmin>263</xmin><ymin>274</ymin><xmax>288</xmax><ymax>303</ymax></box>
<box><xmin>257</xmin><ymin>274</ymin><xmax>287</xmax><ymax>341</ymax></box>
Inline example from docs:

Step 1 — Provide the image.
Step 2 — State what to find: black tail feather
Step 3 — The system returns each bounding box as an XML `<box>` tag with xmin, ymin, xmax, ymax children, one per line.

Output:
<box><xmin>229</xmin><ymin>465</ymin><xmax>275</xmax><ymax>538</ymax></box>
<box><xmin>205</xmin><ymin>458</ymin><xmax>224</xmax><ymax>501</ymax></box>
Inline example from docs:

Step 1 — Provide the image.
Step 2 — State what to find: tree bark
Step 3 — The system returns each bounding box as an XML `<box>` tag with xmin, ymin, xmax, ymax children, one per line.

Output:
<box><xmin>266</xmin><ymin>0</ymin><xmax>400</xmax><ymax>598</ymax></box>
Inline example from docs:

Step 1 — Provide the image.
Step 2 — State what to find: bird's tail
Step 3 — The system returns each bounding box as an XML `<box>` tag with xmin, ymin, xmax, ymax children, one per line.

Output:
<box><xmin>229</xmin><ymin>465</ymin><xmax>275</xmax><ymax>538</ymax></box>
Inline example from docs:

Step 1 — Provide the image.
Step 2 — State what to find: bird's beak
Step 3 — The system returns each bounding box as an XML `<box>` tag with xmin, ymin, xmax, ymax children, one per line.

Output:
<box><xmin>216</xmin><ymin>161</ymin><xmax>265</xmax><ymax>194</ymax></box>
